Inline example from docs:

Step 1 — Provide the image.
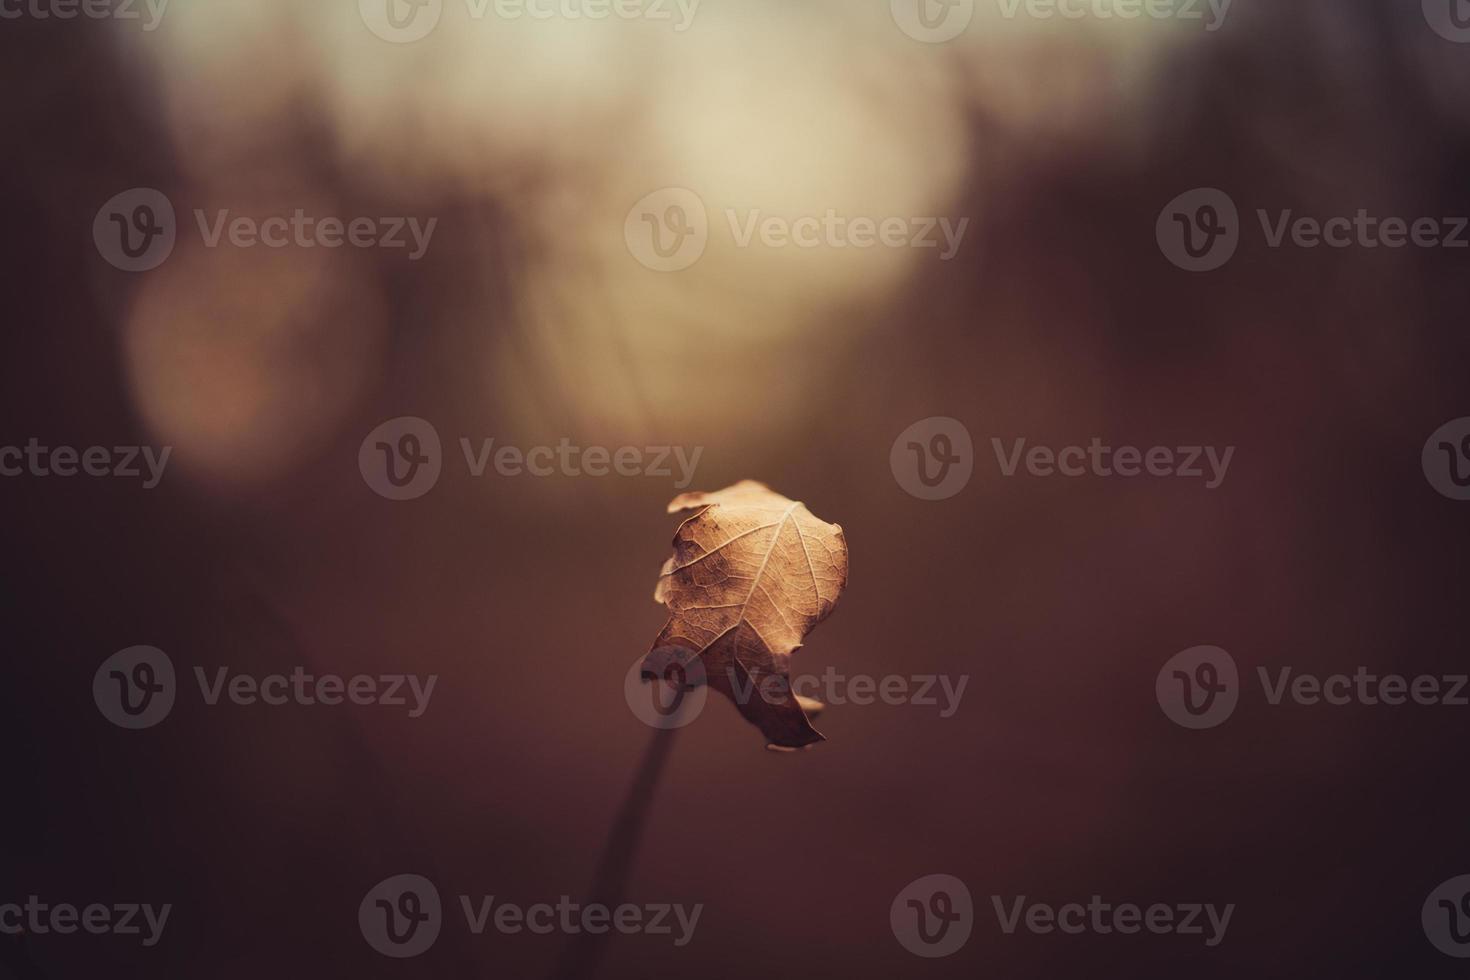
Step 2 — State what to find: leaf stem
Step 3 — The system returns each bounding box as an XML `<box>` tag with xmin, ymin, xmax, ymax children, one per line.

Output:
<box><xmin>550</xmin><ymin>706</ymin><xmax>683</xmax><ymax>980</ymax></box>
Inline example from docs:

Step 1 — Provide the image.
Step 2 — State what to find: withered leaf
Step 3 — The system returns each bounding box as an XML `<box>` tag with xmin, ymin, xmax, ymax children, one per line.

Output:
<box><xmin>641</xmin><ymin>480</ymin><xmax>849</xmax><ymax>749</ymax></box>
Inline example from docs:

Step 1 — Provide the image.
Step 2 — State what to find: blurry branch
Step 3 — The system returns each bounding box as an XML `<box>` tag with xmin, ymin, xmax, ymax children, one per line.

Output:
<box><xmin>550</xmin><ymin>711</ymin><xmax>683</xmax><ymax>980</ymax></box>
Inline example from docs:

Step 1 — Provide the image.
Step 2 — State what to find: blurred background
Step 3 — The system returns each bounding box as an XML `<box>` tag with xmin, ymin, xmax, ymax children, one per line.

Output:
<box><xmin>3</xmin><ymin>0</ymin><xmax>1470</xmax><ymax>976</ymax></box>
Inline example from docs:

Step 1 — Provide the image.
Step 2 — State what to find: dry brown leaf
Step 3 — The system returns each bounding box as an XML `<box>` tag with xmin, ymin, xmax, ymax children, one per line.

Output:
<box><xmin>641</xmin><ymin>480</ymin><xmax>849</xmax><ymax>749</ymax></box>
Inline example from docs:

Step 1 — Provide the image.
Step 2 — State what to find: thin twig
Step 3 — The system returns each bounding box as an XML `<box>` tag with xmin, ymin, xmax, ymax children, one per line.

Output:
<box><xmin>551</xmin><ymin>710</ymin><xmax>683</xmax><ymax>980</ymax></box>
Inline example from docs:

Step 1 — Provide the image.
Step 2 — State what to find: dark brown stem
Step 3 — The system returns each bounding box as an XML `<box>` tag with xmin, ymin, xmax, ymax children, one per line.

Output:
<box><xmin>550</xmin><ymin>711</ymin><xmax>682</xmax><ymax>980</ymax></box>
